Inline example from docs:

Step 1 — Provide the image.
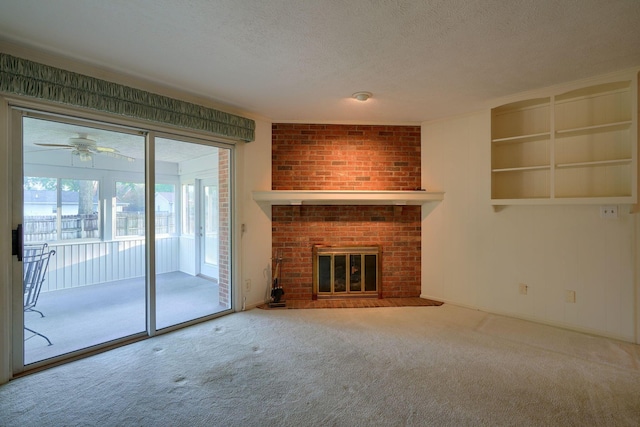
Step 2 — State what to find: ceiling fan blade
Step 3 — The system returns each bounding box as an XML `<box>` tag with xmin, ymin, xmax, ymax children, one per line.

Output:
<box><xmin>100</xmin><ymin>151</ymin><xmax>135</xmax><ymax>162</ymax></box>
<box><xmin>95</xmin><ymin>146</ymin><xmax>117</xmax><ymax>153</ymax></box>
<box><xmin>34</xmin><ymin>143</ymin><xmax>73</xmax><ymax>148</ymax></box>
<box><xmin>28</xmin><ymin>147</ymin><xmax>71</xmax><ymax>154</ymax></box>
<box><xmin>34</xmin><ymin>138</ymin><xmax>134</xmax><ymax>162</ymax></box>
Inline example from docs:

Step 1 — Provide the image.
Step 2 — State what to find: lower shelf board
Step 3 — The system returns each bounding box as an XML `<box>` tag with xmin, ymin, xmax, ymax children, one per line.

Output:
<box><xmin>491</xmin><ymin>196</ymin><xmax>636</xmax><ymax>206</ymax></box>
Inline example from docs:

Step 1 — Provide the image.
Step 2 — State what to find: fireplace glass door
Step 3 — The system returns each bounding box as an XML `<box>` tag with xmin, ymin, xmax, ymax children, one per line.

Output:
<box><xmin>313</xmin><ymin>246</ymin><xmax>380</xmax><ymax>298</ymax></box>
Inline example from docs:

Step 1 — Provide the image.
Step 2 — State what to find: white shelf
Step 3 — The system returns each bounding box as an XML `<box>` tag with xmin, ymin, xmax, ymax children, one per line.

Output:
<box><xmin>491</xmin><ymin>196</ymin><xmax>635</xmax><ymax>206</ymax></box>
<box><xmin>490</xmin><ymin>74</ymin><xmax>637</xmax><ymax>205</ymax></box>
<box><xmin>556</xmin><ymin>159</ymin><xmax>632</xmax><ymax>169</ymax></box>
<box><xmin>492</xmin><ymin>165</ymin><xmax>551</xmax><ymax>173</ymax></box>
<box><xmin>491</xmin><ymin>132</ymin><xmax>551</xmax><ymax>144</ymax></box>
<box><xmin>252</xmin><ymin>190</ymin><xmax>444</xmax><ymax>206</ymax></box>
<box><xmin>554</xmin><ymin>83</ymin><xmax>631</xmax><ymax>104</ymax></box>
<box><xmin>555</xmin><ymin>121</ymin><xmax>632</xmax><ymax>135</ymax></box>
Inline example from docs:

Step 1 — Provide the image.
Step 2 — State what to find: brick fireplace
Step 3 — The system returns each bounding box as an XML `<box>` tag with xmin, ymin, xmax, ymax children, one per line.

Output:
<box><xmin>271</xmin><ymin>124</ymin><xmax>422</xmax><ymax>300</ymax></box>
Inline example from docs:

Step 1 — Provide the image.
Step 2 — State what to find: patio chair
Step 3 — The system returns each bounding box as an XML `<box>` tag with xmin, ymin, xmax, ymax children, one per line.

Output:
<box><xmin>23</xmin><ymin>243</ymin><xmax>55</xmax><ymax>346</ymax></box>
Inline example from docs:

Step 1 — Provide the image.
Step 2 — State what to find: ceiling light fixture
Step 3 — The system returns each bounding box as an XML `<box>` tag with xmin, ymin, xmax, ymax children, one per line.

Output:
<box><xmin>75</xmin><ymin>150</ymin><xmax>93</xmax><ymax>162</ymax></box>
<box><xmin>352</xmin><ymin>91</ymin><xmax>372</xmax><ymax>102</ymax></box>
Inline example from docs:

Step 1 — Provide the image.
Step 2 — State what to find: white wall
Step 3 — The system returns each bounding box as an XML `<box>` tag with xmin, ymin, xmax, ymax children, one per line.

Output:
<box><xmin>421</xmin><ymin>110</ymin><xmax>638</xmax><ymax>342</ymax></box>
<box><xmin>238</xmin><ymin>118</ymin><xmax>273</xmax><ymax>309</ymax></box>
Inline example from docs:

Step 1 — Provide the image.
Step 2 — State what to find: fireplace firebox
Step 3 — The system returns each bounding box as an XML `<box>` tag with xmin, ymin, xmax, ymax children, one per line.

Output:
<box><xmin>312</xmin><ymin>245</ymin><xmax>381</xmax><ymax>300</ymax></box>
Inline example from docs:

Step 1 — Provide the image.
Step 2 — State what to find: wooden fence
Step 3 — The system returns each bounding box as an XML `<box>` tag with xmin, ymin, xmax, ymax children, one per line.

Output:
<box><xmin>115</xmin><ymin>212</ymin><xmax>175</xmax><ymax>236</ymax></box>
<box><xmin>24</xmin><ymin>212</ymin><xmax>175</xmax><ymax>241</ymax></box>
<box><xmin>24</xmin><ymin>214</ymin><xmax>99</xmax><ymax>242</ymax></box>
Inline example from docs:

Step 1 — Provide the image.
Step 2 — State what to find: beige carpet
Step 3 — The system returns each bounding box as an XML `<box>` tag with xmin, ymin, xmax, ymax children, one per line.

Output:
<box><xmin>1</xmin><ymin>305</ymin><xmax>639</xmax><ymax>426</ymax></box>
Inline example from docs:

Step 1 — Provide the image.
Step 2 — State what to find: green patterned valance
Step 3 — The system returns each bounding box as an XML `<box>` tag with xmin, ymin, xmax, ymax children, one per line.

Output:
<box><xmin>0</xmin><ymin>53</ymin><xmax>255</xmax><ymax>142</ymax></box>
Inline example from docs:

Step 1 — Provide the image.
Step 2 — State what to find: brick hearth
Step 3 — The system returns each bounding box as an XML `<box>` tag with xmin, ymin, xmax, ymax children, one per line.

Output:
<box><xmin>258</xmin><ymin>297</ymin><xmax>443</xmax><ymax>309</ymax></box>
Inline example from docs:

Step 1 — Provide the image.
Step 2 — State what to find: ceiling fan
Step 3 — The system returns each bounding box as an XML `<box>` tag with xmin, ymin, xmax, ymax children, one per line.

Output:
<box><xmin>34</xmin><ymin>134</ymin><xmax>135</xmax><ymax>163</ymax></box>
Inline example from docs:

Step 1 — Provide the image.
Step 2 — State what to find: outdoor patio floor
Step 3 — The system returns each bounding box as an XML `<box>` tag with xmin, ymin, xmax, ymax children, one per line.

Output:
<box><xmin>23</xmin><ymin>271</ymin><xmax>229</xmax><ymax>365</ymax></box>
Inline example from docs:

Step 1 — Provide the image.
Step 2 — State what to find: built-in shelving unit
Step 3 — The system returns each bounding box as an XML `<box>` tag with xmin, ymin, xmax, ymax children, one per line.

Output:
<box><xmin>252</xmin><ymin>190</ymin><xmax>444</xmax><ymax>206</ymax></box>
<box><xmin>491</xmin><ymin>74</ymin><xmax>638</xmax><ymax>205</ymax></box>
<box><xmin>491</xmin><ymin>97</ymin><xmax>552</xmax><ymax>201</ymax></box>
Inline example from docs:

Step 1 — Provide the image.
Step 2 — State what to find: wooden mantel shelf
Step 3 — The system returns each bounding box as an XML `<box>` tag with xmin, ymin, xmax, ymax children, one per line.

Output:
<box><xmin>252</xmin><ymin>190</ymin><xmax>444</xmax><ymax>206</ymax></box>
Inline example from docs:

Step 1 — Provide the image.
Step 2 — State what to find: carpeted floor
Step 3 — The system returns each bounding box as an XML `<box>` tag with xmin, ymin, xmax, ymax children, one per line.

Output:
<box><xmin>258</xmin><ymin>297</ymin><xmax>443</xmax><ymax>309</ymax></box>
<box><xmin>2</xmin><ymin>304</ymin><xmax>639</xmax><ymax>426</ymax></box>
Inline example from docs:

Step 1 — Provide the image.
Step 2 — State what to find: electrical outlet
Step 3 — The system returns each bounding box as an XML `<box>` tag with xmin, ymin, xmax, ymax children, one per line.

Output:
<box><xmin>600</xmin><ymin>205</ymin><xmax>618</xmax><ymax>219</ymax></box>
<box><xmin>244</xmin><ymin>279</ymin><xmax>251</xmax><ymax>292</ymax></box>
<box><xmin>518</xmin><ymin>283</ymin><xmax>528</xmax><ymax>295</ymax></box>
<box><xmin>565</xmin><ymin>290</ymin><xmax>576</xmax><ymax>303</ymax></box>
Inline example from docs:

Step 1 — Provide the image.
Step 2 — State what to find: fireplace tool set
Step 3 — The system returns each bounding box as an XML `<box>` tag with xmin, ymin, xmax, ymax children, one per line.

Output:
<box><xmin>269</xmin><ymin>250</ymin><xmax>286</xmax><ymax>308</ymax></box>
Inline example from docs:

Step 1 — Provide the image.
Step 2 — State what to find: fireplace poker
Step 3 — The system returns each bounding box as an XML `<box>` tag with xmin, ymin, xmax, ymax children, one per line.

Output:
<box><xmin>270</xmin><ymin>250</ymin><xmax>285</xmax><ymax>307</ymax></box>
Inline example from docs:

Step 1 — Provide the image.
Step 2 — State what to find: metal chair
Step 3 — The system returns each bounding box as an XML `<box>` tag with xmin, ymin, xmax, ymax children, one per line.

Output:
<box><xmin>23</xmin><ymin>243</ymin><xmax>55</xmax><ymax>346</ymax></box>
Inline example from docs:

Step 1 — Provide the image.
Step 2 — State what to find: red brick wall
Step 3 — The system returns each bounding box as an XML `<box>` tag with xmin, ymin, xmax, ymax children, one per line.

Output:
<box><xmin>272</xmin><ymin>124</ymin><xmax>421</xmax><ymax>190</ymax></box>
<box><xmin>271</xmin><ymin>124</ymin><xmax>422</xmax><ymax>299</ymax></box>
<box><xmin>218</xmin><ymin>149</ymin><xmax>230</xmax><ymax>306</ymax></box>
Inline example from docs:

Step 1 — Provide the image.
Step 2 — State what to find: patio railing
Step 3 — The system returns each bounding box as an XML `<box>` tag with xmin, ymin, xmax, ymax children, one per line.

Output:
<box><xmin>39</xmin><ymin>236</ymin><xmax>180</xmax><ymax>292</ymax></box>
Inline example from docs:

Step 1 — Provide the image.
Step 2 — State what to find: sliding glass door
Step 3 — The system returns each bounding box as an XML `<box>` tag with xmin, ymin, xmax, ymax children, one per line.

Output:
<box><xmin>14</xmin><ymin>109</ymin><xmax>233</xmax><ymax>371</ymax></box>
<box><xmin>20</xmin><ymin>115</ymin><xmax>147</xmax><ymax>365</ymax></box>
<box><xmin>154</xmin><ymin>137</ymin><xmax>231</xmax><ymax>330</ymax></box>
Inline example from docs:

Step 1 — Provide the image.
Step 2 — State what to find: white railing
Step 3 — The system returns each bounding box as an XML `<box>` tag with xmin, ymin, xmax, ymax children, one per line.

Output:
<box><xmin>41</xmin><ymin>236</ymin><xmax>180</xmax><ymax>292</ymax></box>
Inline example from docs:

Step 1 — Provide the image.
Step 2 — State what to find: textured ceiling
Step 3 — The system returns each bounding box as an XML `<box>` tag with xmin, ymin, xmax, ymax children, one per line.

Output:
<box><xmin>1</xmin><ymin>0</ymin><xmax>639</xmax><ymax>123</ymax></box>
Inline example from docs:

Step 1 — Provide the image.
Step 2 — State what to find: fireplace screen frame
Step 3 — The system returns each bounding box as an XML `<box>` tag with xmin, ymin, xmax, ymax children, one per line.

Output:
<box><xmin>312</xmin><ymin>245</ymin><xmax>381</xmax><ymax>300</ymax></box>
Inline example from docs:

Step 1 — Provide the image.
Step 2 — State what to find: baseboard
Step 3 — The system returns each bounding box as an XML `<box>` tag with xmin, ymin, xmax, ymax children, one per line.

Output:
<box><xmin>420</xmin><ymin>294</ymin><xmax>635</xmax><ymax>343</ymax></box>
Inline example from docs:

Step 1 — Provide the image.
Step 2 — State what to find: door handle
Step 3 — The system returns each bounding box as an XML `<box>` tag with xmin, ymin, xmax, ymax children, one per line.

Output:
<box><xmin>12</xmin><ymin>224</ymin><xmax>23</xmax><ymax>261</ymax></box>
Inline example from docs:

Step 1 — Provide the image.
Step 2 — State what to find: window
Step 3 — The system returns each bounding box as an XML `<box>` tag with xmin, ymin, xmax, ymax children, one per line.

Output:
<box><xmin>182</xmin><ymin>183</ymin><xmax>195</xmax><ymax>235</ymax></box>
<box><xmin>23</xmin><ymin>177</ymin><xmax>100</xmax><ymax>242</ymax></box>
<box><xmin>155</xmin><ymin>184</ymin><xmax>176</xmax><ymax>235</ymax></box>
<box><xmin>114</xmin><ymin>182</ymin><xmax>177</xmax><ymax>238</ymax></box>
<box><xmin>115</xmin><ymin>182</ymin><xmax>145</xmax><ymax>237</ymax></box>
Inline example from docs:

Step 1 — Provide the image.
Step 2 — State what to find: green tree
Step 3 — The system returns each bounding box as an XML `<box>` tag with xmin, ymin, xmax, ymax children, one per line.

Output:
<box><xmin>24</xmin><ymin>176</ymin><xmax>56</xmax><ymax>190</ymax></box>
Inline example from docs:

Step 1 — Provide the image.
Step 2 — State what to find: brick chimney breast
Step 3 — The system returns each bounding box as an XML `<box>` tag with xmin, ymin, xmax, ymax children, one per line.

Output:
<box><xmin>271</xmin><ymin>124</ymin><xmax>422</xmax><ymax>300</ymax></box>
